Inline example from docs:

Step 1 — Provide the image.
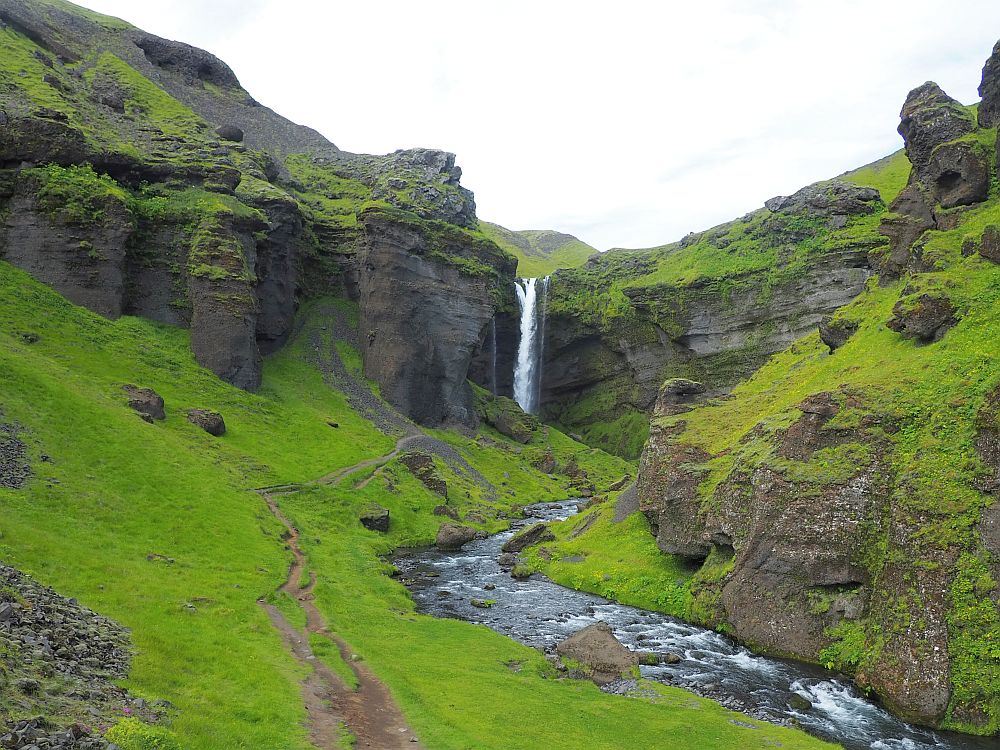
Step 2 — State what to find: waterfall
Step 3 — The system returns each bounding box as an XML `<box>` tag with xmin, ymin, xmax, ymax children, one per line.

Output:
<box><xmin>513</xmin><ymin>276</ymin><xmax>549</xmax><ymax>414</ymax></box>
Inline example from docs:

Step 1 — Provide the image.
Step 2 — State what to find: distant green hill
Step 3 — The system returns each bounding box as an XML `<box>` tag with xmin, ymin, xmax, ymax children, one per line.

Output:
<box><xmin>479</xmin><ymin>221</ymin><xmax>596</xmax><ymax>277</ymax></box>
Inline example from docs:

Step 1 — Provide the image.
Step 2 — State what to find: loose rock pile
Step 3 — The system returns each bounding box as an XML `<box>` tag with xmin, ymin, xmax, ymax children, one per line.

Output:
<box><xmin>0</xmin><ymin>416</ymin><xmax>31</xmax><ymax>490</ymax></box>
<box><xmin>0</xmin><ymin>565</ymin><xmax>157</xmax><ymax>743</ymax></box>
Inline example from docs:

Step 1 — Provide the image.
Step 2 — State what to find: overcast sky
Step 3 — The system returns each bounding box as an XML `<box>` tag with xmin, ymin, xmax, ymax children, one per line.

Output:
<box><xmin>76</xmin><ymin>1</ymin><xmax>1000</xmax><ymax>250</ymax></box>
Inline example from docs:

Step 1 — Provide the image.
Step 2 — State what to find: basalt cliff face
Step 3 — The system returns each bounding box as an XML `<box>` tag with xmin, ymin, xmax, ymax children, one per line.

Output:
<box><xmin>635</xmin><ymin>45</ymin><xmax>1000</xmax><ymax>733</ymax></box>
<box><xmin>0</xmin><ymin>0</ymin><xmax>512</xmax><ymax>427</ymax></box>
<box><xmin>523</xmin><ymin>180</ymin><xmax>885</xmax><ymax>458</ymax></box>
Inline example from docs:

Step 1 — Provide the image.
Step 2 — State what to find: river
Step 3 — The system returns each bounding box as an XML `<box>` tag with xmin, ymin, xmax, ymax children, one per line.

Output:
<box><xmin>394</xmin><ymin>502</ymin><xmax>994</xmax><ymax>750</ymax></box>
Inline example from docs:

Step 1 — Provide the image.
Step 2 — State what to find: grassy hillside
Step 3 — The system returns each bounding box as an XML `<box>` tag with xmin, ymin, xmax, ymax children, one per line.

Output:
<box><xmin>480</xmin><ymin>221</ymin><xmax>596</xmax><ymax>277</ymax></box>
<box><xmin>525</xmin><ymin>141</ymin><xmax>1000</xmax><ymax>733</ymax></box>
<box><xmin>0</xmin><ymin>261</ymin><xmax>836</xmax><ymax>750</ymax></box>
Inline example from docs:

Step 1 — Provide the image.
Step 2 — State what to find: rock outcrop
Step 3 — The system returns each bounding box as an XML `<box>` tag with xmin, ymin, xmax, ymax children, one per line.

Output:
<box><xmin>555</xmin><ymin>622</ymin><xmax>639</xmax><ymax>685</ymax></box>
<box><xmin>501</xmin><ymin>523</ymin><xmax>555</xmax><ymax>554</ymax></box>
<box><xmin>435</xmin><ymin>523</ymin><xmax>477</xmax><ymax>550</ymax></box>
<box><xmin>186</xmin><ymin>409</ymin><xmax>226</xmax><ymax>436</ymax></box>
<box><xmin>535</xmin><ymin>183</ymin><xmax>880</xmax><ymax>456</ymax></box>
<box><xmin>979</xmin><ymin>40</ymin><xmax>1000</xmax><ymax>128</ymax></box>
<box><xmin>358</xmin><ymin>210</ymin><xmax>516</xmax><ymax>428</ymax></box>
<box><xmin>123</xmin><ymin>384</ymin><xmax>165</xmax><ymax>422</ymax></box>
<box><xmin>0</xmin><ymin>0</ymin><xmax>518</xmax><ymax>428</ymax></box>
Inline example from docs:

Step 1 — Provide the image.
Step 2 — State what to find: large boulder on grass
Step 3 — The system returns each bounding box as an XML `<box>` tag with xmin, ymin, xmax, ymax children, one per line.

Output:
<box><xmin>187</xmin><ymin>409</ymin><xmax>226</xmax><ymax>436</ymax></box>
<box><xmin>556</xmin><ymin>622</ymin><xmax>639</xmax><ymax>685</ymax></box>
<box><xmin>123</xmin><ymin>385</ymin><xmax>164</xmax><ymax>422</ymax></box>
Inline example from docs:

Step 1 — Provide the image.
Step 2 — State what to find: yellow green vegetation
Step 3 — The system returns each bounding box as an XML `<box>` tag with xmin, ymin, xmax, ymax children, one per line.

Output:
<box><xmin>0</xmin><ymin>261</ymin><xmax>837</xmax><ymax>748</ymax></box>
<box><xmin>479</xmin><ymin>221</ymin><xmax>596</xmax><ymax>277</ymax></box>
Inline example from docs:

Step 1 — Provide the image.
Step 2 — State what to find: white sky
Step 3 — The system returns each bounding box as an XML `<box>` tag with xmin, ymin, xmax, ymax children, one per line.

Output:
<box><xmin>75</xmin><ymin>0</ymin><xmax>1000</xmax><ymax>250</ymax></box>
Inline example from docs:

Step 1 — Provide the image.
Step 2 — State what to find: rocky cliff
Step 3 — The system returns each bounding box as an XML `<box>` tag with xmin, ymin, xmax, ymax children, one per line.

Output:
<box><xmin>532</xmin><ymin>178</ymin><xmax>886</xmax><ymax>457</ymax></box>
<box><xmin>635</xmin><ymin>44</ymin><xmax>1000</xmax><ymax>734</ymax></box>
<box><xmin>0</xmin><ymin>0</ymin><xmax>515</xmax><ymax>428</ymax></box>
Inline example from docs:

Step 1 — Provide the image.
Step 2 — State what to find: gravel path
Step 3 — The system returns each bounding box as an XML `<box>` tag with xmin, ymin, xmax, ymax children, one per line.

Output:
<box><xmin>308</xmin><ymin>305</ymin><xmax>497</xmax><ymax>500</ymax></box>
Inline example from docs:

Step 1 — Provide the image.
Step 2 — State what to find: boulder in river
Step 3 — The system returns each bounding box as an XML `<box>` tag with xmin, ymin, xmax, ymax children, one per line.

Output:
<box><xmin>556</xmin><ymin>621</ymin><xmax>639</xmax><ymax>685</ymax></box>
<box><xmin>501</xmin><ymin>522</ymin><xmax>555</xmax><ymax>553</ymax></box>
<box><xmin>435</xmin><ymin>523</ymin><xmax>476</xmax><ymax>550</ymax></box>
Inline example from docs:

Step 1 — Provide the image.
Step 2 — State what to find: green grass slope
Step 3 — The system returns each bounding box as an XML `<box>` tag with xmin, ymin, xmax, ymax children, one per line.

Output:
<box><xmin>480</xmin><ymin>221</ymin><xmax>596</xmax><ymax>277</ymax></box>
<box><xmin>526</xmin><ymin>143</ymin><xmax>1000</xmax><ymax>733</ymax></box>
<box><xmin>0</xmin><ymin>262</ymin><xmax>834</xmax><ymax>749</ymax></box>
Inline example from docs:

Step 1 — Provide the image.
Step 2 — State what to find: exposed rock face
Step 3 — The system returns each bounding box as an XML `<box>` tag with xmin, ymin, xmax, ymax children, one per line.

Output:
<box><xmin>897</xmin><ymin>83</ymin><xmax>975</xmax><ymax>179</ymax></box>
<box><xmin>123</xmin><ymin>384</ymin><xmax>165</xmax><ymax>422</ymax></box>
<box><xmin>886</xmin><ymin>293</ymin><xmax>956</xmax><ymax>342</ymax></box>
<box><xmin>400</xmin><ymin>451</ymin><xmax>448</xmax><ymax>497</ymax></box>
<box><xmin>978</xmin><ymin>225</ymin><xmax>1000</xmax><ymax>263</ymax></box>
<box><xmin>639</xmin><ymin>391</ymin><xmax>961</xmax><ymax>725</ymax></box>
<box><xmin>435</xmin><ymin>523</ymin><xmax>476</xmax><ymax>550</ymax></box>
<box><xmin>0</xmin><ymin>0</ymin><xmax>514</xmax><ymax>418</ymax></box>
<box><xmin>555</xmin><ymin>621</ymin><xmax>639</xmax><ymax>685</ymax></box>
<box><xmin>0</xmin><ymin>172</ymin><xmax>133</xmax><ymax>319</ymax></box>
<box><xmin>818</xmin><ymin>317</ymin><xmax>858</xmax><ymax>352</ymax></box>
<box><xmin>653</xmin><ymin>378</ymin><xmax>706</xmax><ymax>417</ymax></box>
<box><xmin>358</xmin><ymin>211</ymin><xmax>516</xmax><ymax>428</ymax></box>
<box><xmin>186</xmin><ymin>409</ymin><xmax>226</xmax><ymax>436</ymax></box>
<box><xmin>979</xmin><ymin>39</ymin><xmax>1000</xmax><ymax>128</ymax></box>
<box><xmin>501</xmin><ymin>523</ymin><xmax>555</xmax><ymax>554</ymax></box>
<box><xmin>360</xmin><ymin>503</ymin><xmax>390</xmax><ymax>533</ymax></box>
<box><xmin>542</xmin><ymin>240</ymin><xmax>873</xmax><ymax>451</ymax></box>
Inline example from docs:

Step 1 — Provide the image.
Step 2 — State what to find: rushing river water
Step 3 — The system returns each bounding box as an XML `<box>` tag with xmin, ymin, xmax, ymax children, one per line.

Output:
<box><xmin>394</xmin><ymin>501</ymin><xmax>995</xmax><ymax>750</ymax></box>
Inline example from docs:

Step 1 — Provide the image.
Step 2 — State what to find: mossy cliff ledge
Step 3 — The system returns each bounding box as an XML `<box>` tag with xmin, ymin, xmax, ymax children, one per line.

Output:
<box><xmin>636</xmin><ymin>49</ymin><xmax>1000</xmax><ymax>734</ymax></box>
<box><xmin>0</xmin><ymin>0</ymin><xmax>516</xmax><ymax>424</ymax></box>
<box><xmin>535</xmin><ymin>179</ymin><xmax>882</xmax><ymax>457</ymax></box>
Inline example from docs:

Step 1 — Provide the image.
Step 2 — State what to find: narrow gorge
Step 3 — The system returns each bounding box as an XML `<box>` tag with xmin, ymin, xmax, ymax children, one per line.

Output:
<box><xmin>0</xmin><ymin>2</ymin><xmax>998</xmax><ymax>749</ymax></box>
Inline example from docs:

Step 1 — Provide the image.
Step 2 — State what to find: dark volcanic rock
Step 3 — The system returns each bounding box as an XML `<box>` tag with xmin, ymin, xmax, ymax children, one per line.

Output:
<box><xmin>476</xmin><ymin>391</ymin><xmax>540</xmax><ymax>443</ymax></box>
<box><xmin>0</xmin><ymin>563</ymin><xmax>149</xmax><ymax>737</ymax></box>
<box><xmin>876</xmin><ymin>184</ymin><xmax>936</xmax><ymax>279</ymax></box>
<box><xmin>435</xmin><ymin>523</ymin><xmax>476</xmax><ymax>550</ymax></box>
<box><xmin>897</xmin><ymin>82</ymin><xmax>975</xmax><ymax>178</ymax></box>
<box><xmin>501</xmin><ymin>522</ymin><xmax>555</xmax><ymax>554</ymax></box>
<box><xmin>886</xmin><ymin>294</ymin><xmax>956</xmax><ymax>342</ymax></box>
<box><xmin>215</xmin><ymin>124</ymin><xmax>244</xmax><ymax>143</ymax></box>
<box><xmin>123</xmin><ymin>384</ymin><xmax>165</xmax><ymax>422</ymax></box>
<box><xmin>978</xmin><ymin>39</ymin><xmax>1000</xmax><ymax>128</ymax></box>
<box><xmin>0</xmin><ymin>171</ymin><xmax>134</xmax><ymax>319</ymax></box>
<box><xmin>925</xmin><ymin>139</ymin><xmax>990</xmax><ymax>208</ymax></box>
<box><xmin>400</xmin><ymin>451</ymin><xmax>448</xmax><ymax>497</ymax></box>
<box><xmin>186</xmin><ymin>409</ymin><xmax>226</xmax><ymax>436</ymax></box>
<box><xmin>818</xmin><ymin>317</ymin><xmax>858</xmax><ymax>352</ymax></box>
<box><xmin>764</xmin><ymin>181</ymin><xmax>882</xmax><ymax>219</ymax></box>
<box><xmin>136</xmin><ymin>34</ymin><xmax>241</xmax><ymax>89</ymax></box>
<box><xmin>556</xmin><ymin>621</ymin><xmax>639</xmax><ymax>685</ymax></box>
<box><xmin>0</xmin><ymin>416</ymin><xmax>31</xmax><ymax>490</ymax></box>
<box><xmin>653</xmin><ymin>378</ymin><xmax>706</xmax><ymax>417</ymax></box>
<box><xmin>978</xmin><ymin>225</ymin><xmax>1000</xmax><ymax>263</ymax></box>
<box><xmin>358</xmin><ymin>211</ymin><xmax>516</xmax><ymax>429</ymax></box>
<box><xmin>360</xmin><ymin>503</ymin><xmax>390</xmax><ymax>533</ymax></box>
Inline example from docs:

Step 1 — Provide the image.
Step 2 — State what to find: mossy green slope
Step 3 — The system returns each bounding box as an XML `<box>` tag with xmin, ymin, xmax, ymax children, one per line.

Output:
<box><xmin>528</xmin><ymin>140</ymin><xmax>1000</xmax><ymax>733</ymax></box>
<box><xmin>480</xmin><ymin>221</ymin><xmax>597</xmax><ymax>277</ymax></box>
<box><xmin>0</xmin><ymin>261</ymin><xmax>834</xmax><ymax>749</ymax></box>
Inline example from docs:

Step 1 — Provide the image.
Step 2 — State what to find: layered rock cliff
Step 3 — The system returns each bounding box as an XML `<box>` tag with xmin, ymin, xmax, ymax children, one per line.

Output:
<box><xmin>0</xmin><ymin>0</ymin><xmax>515</xmax><ymax>428</ymax></box>
<box><xmin>635</xmin><ymin>44</ymin><xmax>1000</xmax><ymax>734</ymax></box>
<box><xmin>531</xmin><ymin>179</ymin><xmax>886</xmax><ymax>457</ymax></box>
